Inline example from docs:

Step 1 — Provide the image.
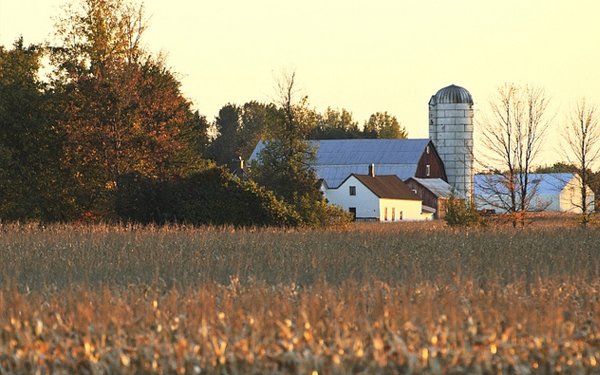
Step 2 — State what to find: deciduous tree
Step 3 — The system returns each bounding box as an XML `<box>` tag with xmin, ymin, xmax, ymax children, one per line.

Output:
<box><xmin>561</xmin><ymin>99</ymin><xmax>600</xmax><ymax>225</ymax></box>
<box><xmin>236</xmin><ymin>101</ymin><xmax>277</xmax><ymax>160</ymax></box>
<box><xmin>0</xmin><ymin>39</ymin><xmax>72</xmax><ymax>220</ymax></box>
<box><xmin>251</xmin><ymin>72</ymin><xmax>319</xmax><ymax>204</ymax></box>
<box><xmin>208</xmin><ymin>101</ymin><xmax>277</xmax><ymax>168</ymax></box>
<box><xmin>476</xmin><ymin>84</ymin><xmax>552</xmax><ymax>226</ymax></box>
<box><xmin>250</xmin><ymin>71</ymin><xmax>350</xmax><ymax>226</ymax></box>
<box><xmin>309</xmin><ymin>107</ymin><xmax>361</xmax><ymax>139</ymax></box>
<box><xmin>51</xmin><ymin>0</ymin><xmax>208</xmax><ymax>218</ymax></box>
<box><xmin>363</xmin><ymin>111</ymin><xmax>407</xmax><ymax>139</ymax></box>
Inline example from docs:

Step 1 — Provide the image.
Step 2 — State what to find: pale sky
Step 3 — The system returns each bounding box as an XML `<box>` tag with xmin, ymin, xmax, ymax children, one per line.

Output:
<box><xmin>1</xmin><ymin>0</ymin><xmax>600</xmax><ymax>165</ymax></box>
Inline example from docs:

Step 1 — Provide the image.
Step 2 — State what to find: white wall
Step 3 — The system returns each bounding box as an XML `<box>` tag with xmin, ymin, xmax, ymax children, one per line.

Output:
<box><xmin>323</xmin><ymin>176</ymin><xmax>432</xmax><ymax>221</ymax></box>
<box><xmin>324</xmin><ymin>176</ymin><xmax>379</xmax><ymax>219</ymax></box>
<box><xmin>559</xmin><ymin>175</ymin><xmax>595</xmax><ymax>213</ymax></box>
<box><xmin>379</xmin><ymin>198</ymin><xmax>428</xmax><ymax>221</ymax></box>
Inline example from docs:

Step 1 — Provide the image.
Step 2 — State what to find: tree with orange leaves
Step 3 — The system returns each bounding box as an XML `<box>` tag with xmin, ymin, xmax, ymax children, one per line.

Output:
<box><xmin>50</xmin><ymin>0</ymin><xmax>209</xmax><ymax>218</ymax></box>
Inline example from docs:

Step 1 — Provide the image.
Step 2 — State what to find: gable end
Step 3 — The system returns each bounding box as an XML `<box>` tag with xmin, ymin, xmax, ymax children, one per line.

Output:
<box><xmin>415</xmin><ymin>141</ymin><xmax>447</xmax><ymax>181</ymax></box>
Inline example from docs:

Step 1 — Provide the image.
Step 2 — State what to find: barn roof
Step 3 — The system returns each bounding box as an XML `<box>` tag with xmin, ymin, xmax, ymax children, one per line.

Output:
<box><xmin>250</xmin><ymin>139</ymin><xmax>431</xmax><ymax>188</ymax></box>
<box><xmin>407</xmin><ymin>177</ymin><xmax>453</xmax><ymax>198</ymax></box>
<box><xmin>352</xmin><ymin>174</ymin><xmax>421</xmax><ymax>200</ymax></box>
<box><xmin>474</xmin><ymin>173</ymin><xmax>577</xmax><ymax>196</ymax></box>
<box><xmin>531</xmin><ymin>173</ymin><xmax>577</xmax><ymax>195</ymax></box>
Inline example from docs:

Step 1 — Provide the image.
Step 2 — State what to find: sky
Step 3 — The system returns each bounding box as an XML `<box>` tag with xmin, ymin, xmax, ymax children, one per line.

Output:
<box><xmin>1</xmin><ymin>0</ymin><xmax>600</xmax><ymax>165</ymax></box>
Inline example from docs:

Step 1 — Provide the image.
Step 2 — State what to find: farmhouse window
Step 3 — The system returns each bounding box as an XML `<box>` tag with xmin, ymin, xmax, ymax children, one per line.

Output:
<box><xmin>384</xmin><ymin>207</ymin><xmax>388</xmax><ymax>221</ymax></box>
<box><xmin>349</xmin><ymin>207</ymin><xmax>356</xmax><ymax>220</ymax></box>
<box><xmin>426</xmin><ymin>164</ymin><xmax>431</xmax><ymax>177</ymax></box>
<box><xmin>426</xmin><ymin>145</ymin><xmax>430</xmax><ymax>154</ymax></box>
<box><xmin>349</xmin><ymin>186</ymin><xmax>356</xmax><ymax>196</ymax></box>
<box><xmin>392</xmin><ymin>207</ymin><xmax>396</xmax><ymax>221</ymax></box>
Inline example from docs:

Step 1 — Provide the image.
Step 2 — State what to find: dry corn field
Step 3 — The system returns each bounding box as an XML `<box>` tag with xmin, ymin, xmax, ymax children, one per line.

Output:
<box><xmin>1</xmin><ymin>218</ymin><xmax>600</xmax><ymax>374</ymax></box>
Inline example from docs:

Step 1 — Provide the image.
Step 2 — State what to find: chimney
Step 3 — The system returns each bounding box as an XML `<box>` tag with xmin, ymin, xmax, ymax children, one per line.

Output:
<box><xmin>369</xmin><ymin>163</ymin><xmax>375</xmax><ymax>177</ymax></box>
<box><xmin>238</xmin><ymin>156</ymin><xmax>244</xmax><ymax>170</ymax></box>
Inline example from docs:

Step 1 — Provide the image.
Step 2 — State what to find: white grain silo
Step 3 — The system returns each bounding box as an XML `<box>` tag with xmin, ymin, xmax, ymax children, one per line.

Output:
<box><xmin>429</xmin><ymin>84</ymin><xmax>474</xmax><ymax>199</ymax></box>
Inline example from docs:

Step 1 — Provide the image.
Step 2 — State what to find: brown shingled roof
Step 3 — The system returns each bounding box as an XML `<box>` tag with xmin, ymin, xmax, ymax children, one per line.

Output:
<box><xmin>353</xmin><ymin>174</ymin><xmax>421</xmax><ymax>200</ymax></box>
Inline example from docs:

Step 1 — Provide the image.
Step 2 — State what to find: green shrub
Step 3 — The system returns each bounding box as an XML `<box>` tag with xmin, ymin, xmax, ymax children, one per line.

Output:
<box><xmin>293</xmin><ymin>193</ymin><xmax>353</xmax><ymax>227</ymax></box>
<box><xmin>116</xmin><ymin>172</ymin><xmax>160</xmax><ymax>223</ymax></box>
<box><xmin>444</xmin><ymin>195</ymin><xmax>480</xmax><ymax>227</ymax></box>
<box><xmin>116</xmin><ymin>168</ymin><xmax>299</xmax><ymax>227</ymax></box>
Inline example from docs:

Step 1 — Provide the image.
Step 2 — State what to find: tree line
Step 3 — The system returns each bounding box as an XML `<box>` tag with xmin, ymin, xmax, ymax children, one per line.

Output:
<box><xmin>0</xmin><ymin>0</ymin><xmax>406</xmax><ymax>226</ymax></box>
<box><xmin>4</xmin><ymin>0</ymin><xmax>597</xmax><ymax>228</ymax></box>
<box><xmin>206</xmin><ymin>101</ymin><xmax>406</xmax><ymax>170</ymax></box>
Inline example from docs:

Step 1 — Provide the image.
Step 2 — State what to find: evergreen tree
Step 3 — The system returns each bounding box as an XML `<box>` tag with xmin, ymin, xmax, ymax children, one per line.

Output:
<box><xmin>207</xmin><ymin>104</ymin><xmax>241</xmax><ymax>166</ymax></box>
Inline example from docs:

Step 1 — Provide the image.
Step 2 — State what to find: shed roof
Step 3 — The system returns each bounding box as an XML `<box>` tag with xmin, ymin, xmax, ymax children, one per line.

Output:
<box><xmin>407</xmin><ymin>177</ymin><xmax>453</xmax><ymax>198</ymax></box>
<box><xmin>474</xmin><ymin>173</ymin><xmax>577</xmax><ymax>196</ymax></box>
<box><xmin>250</xmin><ymin>139</ymin><xmax>430</xmax><ymax>188</ymax></box>
<box><xmin>352</xmin><ymin>174</ymin><xmax>421</xmax><ymax>200</ymax></box>
<box><xmin>531</xmin><ymin>173</ymin><xmax>577</xmax><ymax>195</ymax></box>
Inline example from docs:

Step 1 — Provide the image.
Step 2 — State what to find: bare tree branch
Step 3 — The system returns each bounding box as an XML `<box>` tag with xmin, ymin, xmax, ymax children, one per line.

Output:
<box><xmin>476</xmin><ymin>84</ymin><xmax>552</xmax><ymax>226</ymax></box>
<box><xmin>561</xmin><ymin>98</ymin><xmax>599</xmax><ymax>226</ymax></box>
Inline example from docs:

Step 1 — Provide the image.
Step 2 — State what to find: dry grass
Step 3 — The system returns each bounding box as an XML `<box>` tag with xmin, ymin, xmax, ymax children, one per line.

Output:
<box><xmin>1</xmin><ymin>217</ymin><xmax>599</xmax><ymax>373</ymax></box>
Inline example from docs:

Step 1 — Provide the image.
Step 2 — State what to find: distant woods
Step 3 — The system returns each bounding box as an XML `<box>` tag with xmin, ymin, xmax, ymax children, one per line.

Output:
<box><xmin>206</xmin><ymin>103</ymin><xmax>408</xmax><ymax>169</ymax></box>
<box><xmin>0</xmin><ymin>0</ymin><xmax>402</xmax><ymax>226</ymax></box>
<box><xmin>2</xmin><ymin>0</ymin><xmax>598</xmax><ymax>226</ymax></box>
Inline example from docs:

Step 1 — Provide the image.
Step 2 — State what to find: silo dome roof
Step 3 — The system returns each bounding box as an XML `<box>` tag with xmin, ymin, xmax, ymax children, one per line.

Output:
<box><xmin>430</xmin><ymin>84</ymin><xmax>473</xmax><ymax>105</ymax></box>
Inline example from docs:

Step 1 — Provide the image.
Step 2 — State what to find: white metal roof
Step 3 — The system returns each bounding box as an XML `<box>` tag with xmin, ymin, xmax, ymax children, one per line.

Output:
<box><xmin>409</xmin><ymin>177</ymin><xmax>453</xmax><ymax>197</ymax></box>
<box><xmin>474</xmin><ymin>173</ymin><xmax>576</xmax><ymax>196</ymax></box>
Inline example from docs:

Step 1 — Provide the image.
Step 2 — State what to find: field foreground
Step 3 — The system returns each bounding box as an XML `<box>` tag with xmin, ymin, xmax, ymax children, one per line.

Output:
<box><xmin>1</xmin><ymin>221</ymin><xmax>600</xmax><ymax>374</ymax></box>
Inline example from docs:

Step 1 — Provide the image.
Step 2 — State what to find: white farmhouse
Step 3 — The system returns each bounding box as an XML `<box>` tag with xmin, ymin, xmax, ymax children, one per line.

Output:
<box><xmin>323</xmin><ymin>167</ymin><xmax>434</xmax><ymax>221</ymax></box>
<box><xmin>475</xmin><ymin>173</ymin><xmax>595</xmax><ymax>213</ymax></box>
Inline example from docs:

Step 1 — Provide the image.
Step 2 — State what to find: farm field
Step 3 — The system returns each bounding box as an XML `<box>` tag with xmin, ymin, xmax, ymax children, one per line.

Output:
<box><xmin>1</xmin><ymin>217</ymin><xmax>600</xmax><ymax>374</ymax></box>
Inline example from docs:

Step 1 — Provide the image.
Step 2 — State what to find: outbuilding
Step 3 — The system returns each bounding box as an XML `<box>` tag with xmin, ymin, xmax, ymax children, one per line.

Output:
<box><xmin>474</xmin><ymin>173</ymin><xmax>595</xmax><ymax>213</ymax></box>
<box><xmin>405</xmin><ymin>177</ymin><xmax>453</xmax><ymax>219</ymax></box>
<box><xmin>323</xmin><ymin>167</ymin><xmax>434</xmax><ymax>221</ymax></box>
